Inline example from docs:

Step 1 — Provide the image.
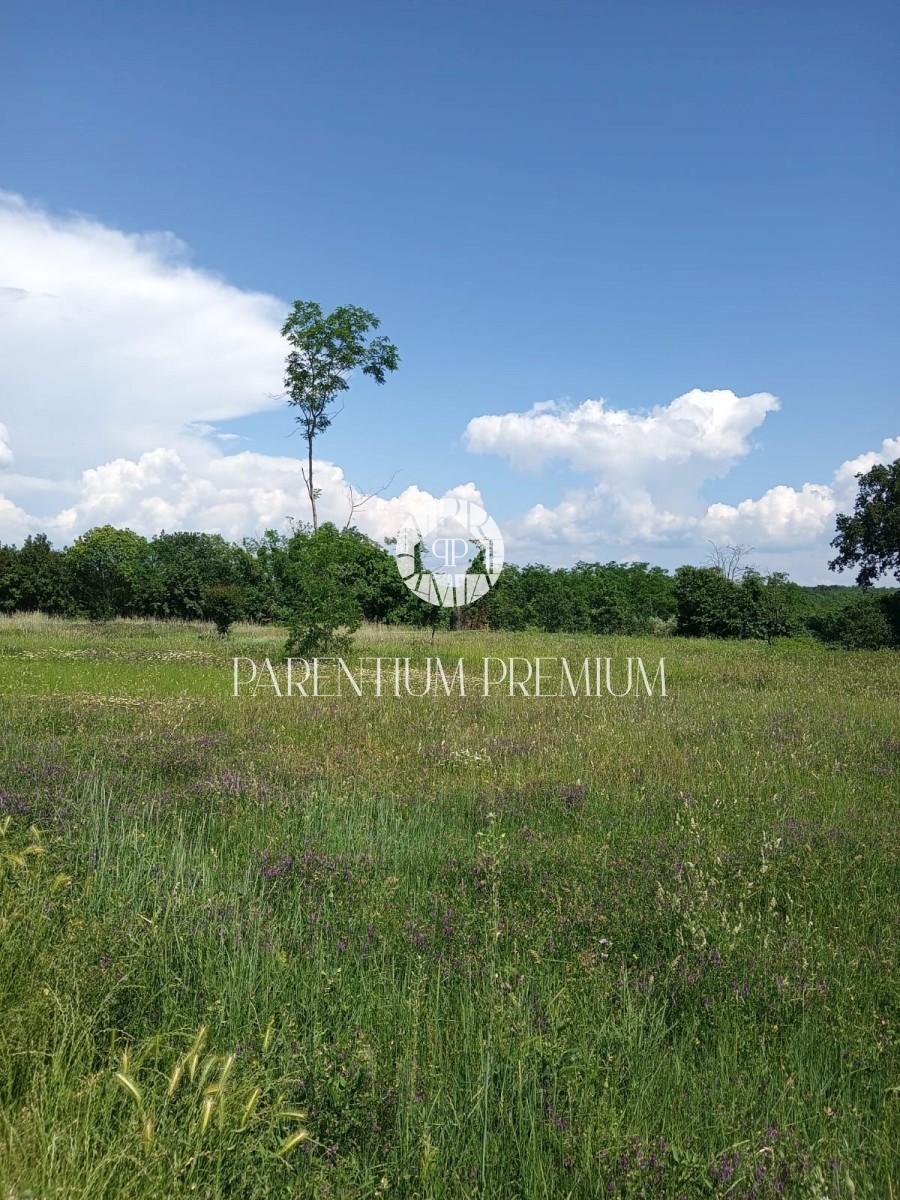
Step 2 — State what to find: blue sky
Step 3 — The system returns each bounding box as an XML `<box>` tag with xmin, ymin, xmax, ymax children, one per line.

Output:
<box><xmin>1</xmin><ymin>0</ymin><xmax>898</xmax><ymax>578</ymax></box>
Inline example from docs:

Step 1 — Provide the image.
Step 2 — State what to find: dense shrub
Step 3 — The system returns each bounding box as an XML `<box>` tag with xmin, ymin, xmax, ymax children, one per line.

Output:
<box><xmin>0</xmin><ymin>525</ymin><xmax>896</xmax><ymax>650</ymax></box>
<box><xmin>201</xmin><ymin>584</ymin><xmax>245</xmax><ymax>636</ymax></box>
<box><xmin>808</xmin><ymin>592</ymin><xmax>898</xmax><ymax>649</ymax></box>
<box><xmin>280</xmin><ymin>524</ymin><xmax>365</xmax><ymax>658</ymax></box>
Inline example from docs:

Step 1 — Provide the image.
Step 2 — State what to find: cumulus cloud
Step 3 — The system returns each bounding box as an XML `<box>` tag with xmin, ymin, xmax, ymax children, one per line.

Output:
<box><xmin>702</xmin><ymin>435</ymin><xmax>900</xmax><ymax>548</ymax></box>
<box><xmin>698</xmin><ymin>435</ymin><xmax>900</xmax><ymax>552</ymax></box>
<box><xmin>465</xmin><ymin>386</ymin><xmax>899</xmax><ymax>573</ymax></box>
<box><xmin>1</xmin><ymin>192</ymin><xmax>897</xmax><ymax>583</ymax></box>
<box><xmin>0</xmin><ymin>423</ymin><xmax>12</xmax><ymax>468</ymax></box>
<box><xmin>0</xmin><ymin>190</ymin><xmax>284</xmax><ymax>483</ymax></box>
<box><xmin>701</xmin><ymin>484</ymin><xmax>836</xmax><ymax>546</ymax></box>
<box><xmin>499</xmin><ymin>436</ymin><xmax>900</xmax><ymax>570</ymax></box>
<box><xmin>831</xmin><ymin>437</ymin><xmax>900</xmax><ymax>502</ymax></box>
<box><xmin>0</xmin><ymin>194</ymin><xmax>489</xmax><ymax>557</ymax></box>
<box><xmin>0</xmin><ymin>438</ymin><xmax>479</xmax><ymax>553</ymax></box>
<box><xmin>465</xmin><ymin>389</ymin><xmax>780</xmax><ymax>478</ymax></box>
<box><xmin>465</xmin><ymin>388</ymin><xmax>778</xmax><ymax>557</ymax></box>
<box><xmin>0</xmin><ymin>495</ymin><xmax>31</xmax><ymax>544</ymax></box>
<box><xmin>465</xmin><ymin>389</ymin><xmax>791</xmax><ymax>552</ymax></box>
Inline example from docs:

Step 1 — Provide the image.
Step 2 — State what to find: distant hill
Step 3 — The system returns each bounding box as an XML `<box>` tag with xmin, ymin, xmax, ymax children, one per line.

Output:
<box><xmin>799</xmin><ymin>583</ymin><xmax>897</xmax><ymax>611</ymax></box>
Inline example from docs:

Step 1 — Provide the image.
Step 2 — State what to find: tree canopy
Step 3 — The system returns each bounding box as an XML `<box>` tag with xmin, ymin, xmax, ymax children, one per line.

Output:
<box><xmin>1</xmin><ymin>523</ymin><xmax>897</xmax><ymax>650</ymax></box>
<box><xmin>281</xmin><ymin>301</ymin><xmax>400</xmax><ymax>531</ymax></box>
<box><xmin>829</xmin><ymin>458</ymin><xmax>900</xmax><ymax>587</ymax></box>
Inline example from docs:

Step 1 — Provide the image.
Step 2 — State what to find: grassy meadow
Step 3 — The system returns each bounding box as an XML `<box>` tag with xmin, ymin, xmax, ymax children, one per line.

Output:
<box><xmin>0</xmin><ymin>614</ymin><xmax>897</xmax><ymax>1198</ymax></box>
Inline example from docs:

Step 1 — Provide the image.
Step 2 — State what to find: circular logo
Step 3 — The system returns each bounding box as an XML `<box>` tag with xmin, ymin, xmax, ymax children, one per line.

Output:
<box><xmin>396</xmin><ymin>498</ymin><xmax>504</xmax><ymax>607</ymax></box>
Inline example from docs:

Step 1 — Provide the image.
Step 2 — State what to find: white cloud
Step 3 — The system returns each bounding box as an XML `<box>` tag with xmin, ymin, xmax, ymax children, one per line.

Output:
<box><xmin>464</xmin><ymin>388</ymin><xmax>899</xmax><ymax>572</ymax></box>
<box><xmin>1</xmin><ymin>192</ymin><xmax>897</xmax><ymax>584</ymax></box>
<box><xmin>702</xmin><ymin>483</ymin><xmax>835</xmax><ymax>545</ymax></box>
<box><xmin>0</xmin><ymin>422</ymin><xmax>12</xmax><ymax>468</ymax></box>
<box><xmin>500</xmin><ymin>434</ymin><xmax>900</xmax><ymax>571</ymax></box>
<box><xmin>15</xmin><ymin>424</ymin><xmax>882</xmax><ymax>579</ymax></box>
<box><xmin>831</xmin><ymin>437</ymin><xmax>900</xmax><ymax>503</ymax></box>
<box><xmin>0</xmin><ymin>438</ymin><xmax>478</xmax><ymax>553</ymax></box>
<box><xmin>698</xmin><ymin>435</ymin><xmax>900</xmax><ymax>550</ymax></box>
<box><xmin>512</xmin><ymin>486</ymin><xmax>688</xmax><ymax>550</ymax></box>
<box><xmin>465</xmin><ymin>389</ymin><xmax>791</xmax><ymax>556</ymax></box>
<box><xmin>465</xmin><ymin>389</ymin><xmax>779</xmax><ymax>479</ymax></box>
<box><xmin>0</xmin><ymin>191</ymin><xmax>285</xmax><ymax>483</ymax></box>
<box><xmin>0</xmin><ymin>495</ymin><xmax>30</xmax><ymax>545</ymax></box>
<box><xmin>464</xmin><ymin>388</ymin><xmax>900</xmax><ymax>570</ymax></box>
<box><xmin>465</xmin><ymin>388</ymin><xmax>781</xmax><ymax>560</ymax></box>
<box><xmin>0</xmin><ymin>193</ymin><xmax>485</xmax><ymax>555</ymax></box>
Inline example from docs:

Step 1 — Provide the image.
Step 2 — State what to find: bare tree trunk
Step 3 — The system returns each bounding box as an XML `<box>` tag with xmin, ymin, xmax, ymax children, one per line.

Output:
<box><xmin>307</xmin><ymin>435</ymin><xmax>318</xmax><ymax>532</ymax></box>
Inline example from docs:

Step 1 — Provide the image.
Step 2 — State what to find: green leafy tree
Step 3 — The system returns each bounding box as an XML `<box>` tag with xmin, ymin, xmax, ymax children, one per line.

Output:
<box><xmin>572</xmin><ymin>565</ymin><xmax>629</xmax><ymax>634</ymax></box>
<box><xmin>281</xmin><ymin>301</ymin><xmax>400</xmax><ymax>531</ymax></box>
<box><xmin>673</xmin><ymin>566</ymin><xmax>745</xmax><ymax>638</ymax></box>
<box><xmin>65</xmin><ymin>526</ymin><xmax>151</xmax><ymax>619</ymax></box>
<box><xmin>0</xmin><ymin>535</ymin><xmax>71</xmax><ymax>614</ymax></box>
<box><xmin>829</xmin><ymin>458</ymin><xmax>900</xmax><ymax>586</ymax></box>
<box><xmin>483</xmin><ymin>564</ymin><xmax>528</xmax><ymax>631</ymax></box>
<box><xmin>0</xmin><ymin>544</ymin><xmax>23</xmax><ymax>612</ymax></box>
<box><xmin>811</xmin><ymin>593</ymin><xmax>897</xmax><ymax>649</ymax></box>
<box><xmin>281</xmin><ymin>523</ymin><xmax>365</xmax><ymax>658</ymax></box>
<box><xmin>242</xmin><ymin>530</ymin><xmax>292</xmax><ymax>622</ymax></box>
<box><xmin>740</xmin><ymin>570</ymin><xmax>803</xmax><ymax>642</ymax></box>
<box><xmin>144</xmin><ymin>532</ymin><xmax>249</xmax><ymax>620</ymax></box>
<box><xmin>17</xmin><ymin>534</ymin><xmax>71</xmax><ymax>613</ymax></box>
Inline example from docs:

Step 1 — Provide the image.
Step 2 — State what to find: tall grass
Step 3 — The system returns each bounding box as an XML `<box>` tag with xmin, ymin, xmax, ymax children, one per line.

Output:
<box><xmin>0</xmin><ymin>618</ymin><xmax>897</xmax><ymax>1197</ymax></box>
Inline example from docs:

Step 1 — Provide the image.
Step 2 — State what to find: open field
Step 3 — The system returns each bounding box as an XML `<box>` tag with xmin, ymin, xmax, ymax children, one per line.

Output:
<box><xmin>0</xmin><ymin>614</ymin><xmax>897</xmax><ymax>1198</ymax></box>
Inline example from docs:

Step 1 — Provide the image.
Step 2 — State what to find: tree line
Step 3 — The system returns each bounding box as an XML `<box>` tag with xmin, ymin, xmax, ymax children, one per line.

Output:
<box><xmin>1</xmin><ymin>523</ymin><xmax>897</xmax><ymax>650</ymax></box>
<box><xmin>7</xmin><ymin>296</ymin><xmax>896</xmax><ymax>651</ymax></box>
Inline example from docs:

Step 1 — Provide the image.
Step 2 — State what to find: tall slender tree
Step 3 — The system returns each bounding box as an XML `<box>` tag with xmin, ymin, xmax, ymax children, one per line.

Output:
<box><xmin>281</xmin><ymin>301</ymin><xmax>400</xmax><ymax>530</ymax></box>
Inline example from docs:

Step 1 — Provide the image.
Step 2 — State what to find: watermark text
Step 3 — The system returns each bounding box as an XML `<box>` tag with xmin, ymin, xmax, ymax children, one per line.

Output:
<box><xmin>232</xmin><ymin>656</ymin><xmax>666</xmax><ymax>698</ymax></box>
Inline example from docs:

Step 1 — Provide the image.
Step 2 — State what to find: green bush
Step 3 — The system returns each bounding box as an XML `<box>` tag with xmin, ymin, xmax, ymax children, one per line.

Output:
<box><xmin>812</xmin><ymin>592</ymin><xmax>897</xmax><ymax>649</ymax></box>
<box><xmin>200</xmin><ymin>584</ymin><xmax>245</xmax><ymax>636</ymax></box>
<box><xmin>280</xmin><ymin>524</ymin><xmax>363</xmax><ymax>658</ymax></box>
